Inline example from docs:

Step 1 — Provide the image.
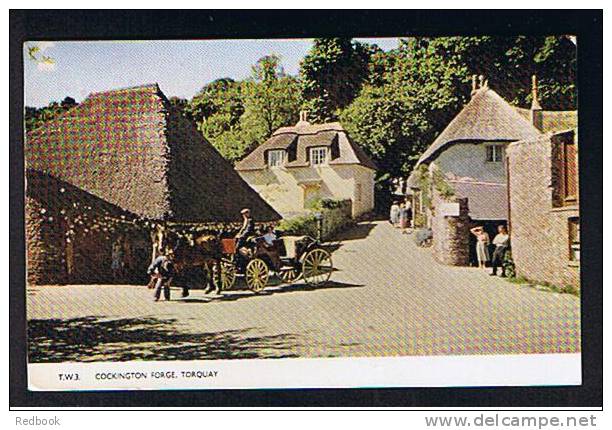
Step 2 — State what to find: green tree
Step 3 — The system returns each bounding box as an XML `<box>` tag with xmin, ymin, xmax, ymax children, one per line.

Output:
<box><xmin>341</xmin><ymin>35</ymin><xmax>577</xmax><ymax>188</ymax></box>
<box><xmin>25</xmin><ymin>97</ymin><xmax>79</xmax><ymax>131</ymax></box>
<box><xmin>186</xmin><ymin>56</ymin><xmax>300</xmax><ymax>163</ymax></box>
<box><xmin>299</xmin><ymin>38</ymin><xmax>375</xmax><ymax>122</ymax></box>
<box><xmin>241</xmin><ymin>55</ymin><xmax>301</xmax><ymax>139</ymax></box>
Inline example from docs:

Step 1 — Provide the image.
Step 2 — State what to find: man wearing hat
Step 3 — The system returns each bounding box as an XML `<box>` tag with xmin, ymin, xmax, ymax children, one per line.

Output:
<box><xmin>235</xmin><ymin>208</ymin><xmax>255</xmax><ymax>272</ymax></box>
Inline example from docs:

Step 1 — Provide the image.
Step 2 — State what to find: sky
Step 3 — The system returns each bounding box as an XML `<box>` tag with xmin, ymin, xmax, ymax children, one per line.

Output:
<box><xmin>24</xmin><ymin>38</ymin><xmax>401</xmax><ymax>108</ymax></box>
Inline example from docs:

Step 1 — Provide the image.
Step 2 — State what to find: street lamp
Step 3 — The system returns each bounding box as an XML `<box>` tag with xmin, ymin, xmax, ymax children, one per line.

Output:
<box><xmin>314</xmin><ymin>211</ymin><xmax>323</xmax><ymax>242</ymax></box>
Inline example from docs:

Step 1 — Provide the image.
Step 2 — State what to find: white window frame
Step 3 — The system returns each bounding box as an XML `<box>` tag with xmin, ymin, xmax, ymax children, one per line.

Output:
<box><xmin>486</xmin><ymin>144</ymin><xmax>504</xmax><ymax>163</ymax></box>
<box><xmin>310</xmin><ymin>147</ymin><xmax>328</xmax><ymax>166</ymax></box>
<box><xmin>267</xmin><ymin>150</ymin><xmax>285</xmax><ymax>168</ymax></box>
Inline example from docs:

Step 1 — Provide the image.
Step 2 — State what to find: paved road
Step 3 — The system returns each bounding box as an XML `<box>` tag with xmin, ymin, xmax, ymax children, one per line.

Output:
<box><xmin>27</xmin><ymin>221</ymin><xmax>580</xmax><ymax>362</ymax></box>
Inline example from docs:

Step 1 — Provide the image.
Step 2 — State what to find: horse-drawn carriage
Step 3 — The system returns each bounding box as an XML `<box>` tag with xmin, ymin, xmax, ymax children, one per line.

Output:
<box><xmin>213</xmin><ymin>234</ymin><xmax>334</xmax><ymax>293</ymax></box>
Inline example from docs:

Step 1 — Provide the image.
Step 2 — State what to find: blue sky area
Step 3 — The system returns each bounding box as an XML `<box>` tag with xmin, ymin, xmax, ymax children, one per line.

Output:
<box><xmin>24</xmin><ymin>38</ymin><xmax>401</xmax><ymax>108</ymax></box>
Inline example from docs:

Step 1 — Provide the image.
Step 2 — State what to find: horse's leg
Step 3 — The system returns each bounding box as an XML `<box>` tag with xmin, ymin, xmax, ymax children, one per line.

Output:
<box><xmin>213</xmin><ymin>258</ymin><xmax>221</xmax><ymax>295</ymax></box>
<box><xmin>202</xmin><ymin>261</ymin><xmax>213</xmax><ymax>294</ymax></box>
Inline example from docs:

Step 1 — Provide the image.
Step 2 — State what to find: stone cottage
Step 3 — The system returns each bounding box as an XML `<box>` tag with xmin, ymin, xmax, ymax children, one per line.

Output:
<box><xmin>407</xmin><ymin>76</ymin><xmax>577</xmax><ymax>266</ymax></box>
<box><xmin>506</xmin><ymin>129</ymin><xmax>579</xmax><ymax>288</ymax></box>
<box><xmin>25</xmin><ymin>84</ymin><xmax>280</xmax><ymax>285</ymax></box>
<box><xmin>235</xmin><ymin>112</ymin><xmax>377</xmax><ymax>218</ymax></box>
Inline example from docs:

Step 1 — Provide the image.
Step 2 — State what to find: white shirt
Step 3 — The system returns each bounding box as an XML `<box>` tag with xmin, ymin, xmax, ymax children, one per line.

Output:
<box><xmin>492</xmin><ymin>233</ymin><xmax>509</xmax><ymax>247</ymax></box>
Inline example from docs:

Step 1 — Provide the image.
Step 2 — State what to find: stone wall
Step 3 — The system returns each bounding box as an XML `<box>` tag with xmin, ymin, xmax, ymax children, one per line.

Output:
<box><xmin>506</xmin><ymin>134</ymin><xmax>580</xmax><ymax>288</ymax></box>
<box><xmin>431</xmin><ymin>192</ymin><xmax>471</xmax><ymax>266</ymax></box>
<box><xmin>26</xmin><ymin>196</ymin><xmax>68</xmax><ymax>285</ymax></box>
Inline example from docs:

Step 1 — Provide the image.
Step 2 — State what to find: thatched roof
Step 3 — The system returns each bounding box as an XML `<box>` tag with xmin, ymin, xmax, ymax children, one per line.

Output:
<box><xmin>406</xmin><ymin>87</ymin><xmax>542</xmax><ymax>189</ymax></box>
<box><xmin>26</xmin><ymin>84</ymin><xmax>280</xmax><ymax>223</ymax></box>
<box><xmin>235</xmin><ymin>120</ymin><xmax>377</xmax><ymax>171</ymax></box>
<box><xmin>415</xmin><ymin>87</ymin><xmax>541</xmax><ymax>166</ymax></box>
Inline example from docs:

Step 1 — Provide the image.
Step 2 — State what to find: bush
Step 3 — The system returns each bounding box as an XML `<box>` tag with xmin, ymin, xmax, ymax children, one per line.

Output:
<box><xmin>277</xmin><ymin>199</ymin><xmax>353</xmax><ymax>240</ymax></box>
<box><xmin>277</xmin><ymin>214</ymin><xmax>318</xmax><ymax>237</ymax></box>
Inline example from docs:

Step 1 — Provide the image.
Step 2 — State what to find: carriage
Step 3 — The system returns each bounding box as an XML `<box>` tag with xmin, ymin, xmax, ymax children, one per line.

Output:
<box><xmin>213</xmin><ymin>234</ymin><xmax>334</xmax><ymax>292</ymax></box>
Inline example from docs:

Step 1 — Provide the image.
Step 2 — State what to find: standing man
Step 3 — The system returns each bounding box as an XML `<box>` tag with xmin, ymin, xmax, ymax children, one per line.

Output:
<box><xmin>490</xmin><ymin>224</ymin><xmax>510</xmax><ymax>277</ymax></box>
<box><xmin>235</xmin><ymin>208</ymin><xmax>255</xmax><ymax>273</ymax></box>
<box><xmin>147</xmin><ymin>247</ymin><xmax>176</xmax><ymax>301</ymax></box>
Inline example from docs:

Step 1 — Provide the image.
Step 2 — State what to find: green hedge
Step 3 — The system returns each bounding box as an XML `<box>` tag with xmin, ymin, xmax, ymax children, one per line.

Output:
<box><xmin>278</xmin><ymin>199</ymin><xmax>353</xmax><ymax>240</ymax></box>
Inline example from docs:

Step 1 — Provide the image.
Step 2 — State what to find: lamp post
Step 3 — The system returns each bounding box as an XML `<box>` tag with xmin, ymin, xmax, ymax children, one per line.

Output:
<box><xmin>314</xmin><ymin>211</ymin><xmax>323</xmax><ymax>242</ymax></box>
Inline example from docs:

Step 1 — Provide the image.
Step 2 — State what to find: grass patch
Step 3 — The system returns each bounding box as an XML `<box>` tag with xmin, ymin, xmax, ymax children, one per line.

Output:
<box><xmin>505</xmin><ymin>276</ymin><xmax>580</xmax><ymax>297</ymax></box>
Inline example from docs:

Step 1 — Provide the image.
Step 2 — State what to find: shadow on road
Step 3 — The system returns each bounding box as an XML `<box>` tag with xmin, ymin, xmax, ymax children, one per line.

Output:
<box><xmin>330</xmin><ymin>222</ymin><xmax>377</xmax><ymax>242</ymax></box>
<box><xmin>28</xmin><ymin>317</ymin><xmax>303</xmax><ymax>363</ymax></box>
<box><xmin>196</xmin><ymin>280</ymin><xmax>365</xmax><ymax>303</ymax></box>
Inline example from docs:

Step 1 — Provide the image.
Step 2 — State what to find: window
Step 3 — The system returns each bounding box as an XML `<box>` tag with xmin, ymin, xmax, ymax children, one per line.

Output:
<box><xmin>310</xmin><ymin>147</ymin><xmax>328</xmax><ymax>166</ymax></box>
<box><xmin>486</xmin><ymin>145</ymin><xmax>504</xmax><ymax>162</ymax></box>
<box><xmin>562</xmin><ymin>137</ymin><xmax>578</xmax><ymax>202</ymax></box>
<box><xmin>355</xmin><ymin>183</ymin><xmax>362</xmax><ymax>202</ymax></box>
<box><xmin>552</xmin><ymin>131</ymin><xmax>578</xmax><ymax>206</ymax></box>
<box><xmin>267</xmin><ymin>150</ymin><xmax>285</xmax><ymax>168</ymax></box>
<box><xmin>569</xmin><ymin>217</ymin><xmax>580</xmax><ymax>262</ymax></box>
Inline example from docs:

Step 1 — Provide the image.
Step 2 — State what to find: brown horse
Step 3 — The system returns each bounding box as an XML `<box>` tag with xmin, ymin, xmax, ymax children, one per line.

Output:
<box><xmin>170</xmin><ymin>234</ymin><xmax>222</xmax><ymax>295</ymax></box>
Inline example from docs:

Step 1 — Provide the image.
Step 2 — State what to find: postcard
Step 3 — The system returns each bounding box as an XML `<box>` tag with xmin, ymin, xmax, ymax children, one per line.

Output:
<box><xmin>23</xmin><ymin>36</ymin><xmax>581</xmax><ymax>391</ymax></box>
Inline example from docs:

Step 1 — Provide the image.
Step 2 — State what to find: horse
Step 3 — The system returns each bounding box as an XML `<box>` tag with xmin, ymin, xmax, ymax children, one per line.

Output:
<box><xmin>169</xmin><ymin>233</ymin><xmax>223</xmax><ymax>296</ymax></box>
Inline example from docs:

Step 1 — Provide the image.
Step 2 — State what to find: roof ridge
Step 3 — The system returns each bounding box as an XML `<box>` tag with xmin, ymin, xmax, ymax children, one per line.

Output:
<box><xmin>87</xmin><ymin>83</ymin><xmax>160</xmax><ymax>99</ymax></box>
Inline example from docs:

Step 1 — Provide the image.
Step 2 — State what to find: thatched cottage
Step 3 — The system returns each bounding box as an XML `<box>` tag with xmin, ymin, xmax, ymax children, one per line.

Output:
<box><xmin>235</xmin><ymin>113</ymin><xmax>377</xmax><ymax>218</ymax></box>
<box><xmin>26</xmin><ymin>84</ymin><xmax>280</xmax><ymax>285</ymax></box>
<box><xmin>407</xmin><ymin>76</ymin><xmax>577</xmax><ymax>266</ymax></box>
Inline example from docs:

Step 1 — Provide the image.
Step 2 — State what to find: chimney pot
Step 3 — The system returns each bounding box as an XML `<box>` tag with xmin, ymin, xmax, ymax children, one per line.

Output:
<box><xmin>530</xmin><ymin>74</ymin><xmax>542</xmax><ymax>111</ymax></box>
<box><xmin>471</xmin><ymin>75</ymin><xmax>478</xmax><ymax>96</ymax></box>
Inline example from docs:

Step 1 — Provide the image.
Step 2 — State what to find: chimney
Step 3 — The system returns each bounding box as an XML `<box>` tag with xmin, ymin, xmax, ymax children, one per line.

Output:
<box><xmin>530</xmin><ymin>75</ymin><xmax>543</xmax><ymax>130</ymax></box>
<box><xmin>297</xmin><ymin>110</ymin><xmax>310</xmax><ymax>126</ymax></box>
<box><xmin>470</xmin><ymin>74</ymin><xmax>478</xmax><ymax>96</ymax></box>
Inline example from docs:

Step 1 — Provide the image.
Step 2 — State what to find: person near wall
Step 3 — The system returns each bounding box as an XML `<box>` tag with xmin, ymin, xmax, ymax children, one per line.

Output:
<box><xmin>147</xmin><ymin>247</ymin><xmax>176</xmax><ymax>301</ymax></box>
<box><xmin>405</xmin><ymin>200</ymin><xmax>413</xmax><ymax>229</ymax></box>
<box><xmin>111</xmin><ymin>236</ymin><xmax>125</xmax><ymax>281</ymax></box>
<box><xmin>470</xmin><ymin>226</ymin><xmax>490</xmax><ymax>269</ymax></box>
<box><xmin>399</xmin><ymin>202</ymin><xmax>409</xmax><ymax>232</ymax></box>
<box><xmin>389</xmin><ymin>201</ymin><xmax>400</xmax><ymax>226</ymax></box>
<box><xmin>490</xmin><ymin>225</ymin><xmax>510</xmax><ymax>277</ymax></box>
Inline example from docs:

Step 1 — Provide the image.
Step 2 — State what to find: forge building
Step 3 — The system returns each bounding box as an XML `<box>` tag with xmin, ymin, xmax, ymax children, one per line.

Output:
<box><xmin>25</xmin><ymin>84</ymin><xmax>279</xmax><ymax>285</ymax></box>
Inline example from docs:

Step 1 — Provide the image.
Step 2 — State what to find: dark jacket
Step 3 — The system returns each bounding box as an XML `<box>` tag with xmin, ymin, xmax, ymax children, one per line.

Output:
<box><xmin>147</xmin><ymin>256</ymin><xmax>176</xmax><ymax>278</ymax></box>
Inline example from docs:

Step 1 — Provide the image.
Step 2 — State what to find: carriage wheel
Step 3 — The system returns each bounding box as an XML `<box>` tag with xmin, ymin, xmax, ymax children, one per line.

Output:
<box><xmin>279</xmin><ymin>266</ymin><xmax>300</xmax><ymax>284</ymax></box>
<box><xmin>302</xmin><ymin>248</ymin><xmax>333</xmax><ymax>286</ymax></box>
<box><xmin>213</xmin><ymin>257</ymin><xmax>236</xmax><ymax>291</ymax></box>
<box><xmin>246</xmin><ymin>258</ymin><xmax>269</xmax><ymax>292</ymax></box>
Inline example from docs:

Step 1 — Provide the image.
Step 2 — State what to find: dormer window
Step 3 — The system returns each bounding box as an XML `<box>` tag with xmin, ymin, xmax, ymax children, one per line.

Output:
<box><xmin>268</xmin><ymin>150</ymin><xmax>285</xmax><ymax>168</ymax></box>
<box><xmin>486</xmin><ymin>144</ymin><xmax>504</xmax><ymax>162</ymax></box>
<box><xmin>310</xmin><ymin>147</ymin><xmax>328</xmax><ymax>166</ymax></box>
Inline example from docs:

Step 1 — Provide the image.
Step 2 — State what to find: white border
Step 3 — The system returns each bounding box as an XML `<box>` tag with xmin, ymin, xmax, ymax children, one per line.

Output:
<box><xmin>28</xmin><ymin>353</ymin><xmax>581</xmax><ymax>391</ymax></box>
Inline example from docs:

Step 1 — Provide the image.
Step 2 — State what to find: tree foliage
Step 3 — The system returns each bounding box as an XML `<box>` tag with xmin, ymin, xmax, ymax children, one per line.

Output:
<box><xmin>341</xmin><ymin>35</ymin><xmax>577</xmax><ymax>186</ymax></box>
<box><xmin>185</xmin><ymin>56</ymin><xmax>301</xmax><ymax>163</ymax></box>
<box><xmin>25</xmin><ymin>97</ymin><xmax>78</xmax><ymax>131</ymax></box>
<box><xmin>299</xmin><ymin>38</ymin><xmax>375</xmax><ymax>122</ymax></box>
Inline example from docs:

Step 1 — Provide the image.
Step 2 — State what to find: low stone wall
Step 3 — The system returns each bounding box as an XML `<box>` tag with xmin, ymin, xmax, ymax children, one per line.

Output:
<box><xmin>431</xmin><ymin>193</ymin><xmax>471</xmax><ymax>266</ymax></box>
